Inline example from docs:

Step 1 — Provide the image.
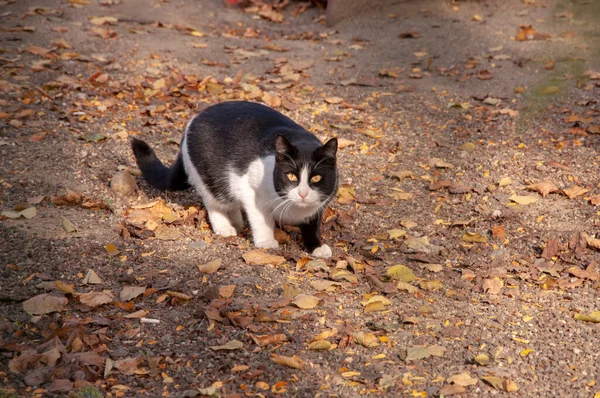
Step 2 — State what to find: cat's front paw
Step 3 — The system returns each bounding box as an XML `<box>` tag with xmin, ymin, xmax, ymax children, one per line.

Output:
<box><xmin>214</xmin><ymin>226</ymin><xmax>238</xmax><ymax>237</ymax></box>
<box><xmin>255</xmin><ymin>239</ymin><xmax>279</xmax><ymax>249</ymax></box>
<box><xmin>312</xmin><ymin>244</ymin><xmax>332</xmax><ymax>258</ymax></box>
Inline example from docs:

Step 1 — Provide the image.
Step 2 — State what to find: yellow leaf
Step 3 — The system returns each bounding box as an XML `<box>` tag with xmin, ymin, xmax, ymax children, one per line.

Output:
<box><xmin>498</xmin><ymin>177</ymin><xmax>512</xmax><ymax>187</ymax></box>
<box><xmin>372</xmin><ymin>353</ymin><xmax>386</xmax><ymax>359</ymax></box>
<box><xmin>574</xmin><ymin>313</ymin><xmax>600</xmax><ymax>323</ymax></box>
<box><xmin>520</xmin><ymin>349</ymin><xmax>533</xmax><ymax>357</ymax></box>
<box><xmin>190</xmin><ymin>30</ymin><xmax>205</xmax><ymax>37</ymax></box>
<box><xmin>308</xmin><ymin>340</ymin><xmax>333</xmax><ymax>350</ymax></box>
<box><xmin>386</xmin><ymin>264</ymin><xmax>415</xmax><ymax>282</ymax></box>
<box><xmin>509</xmin><ymin>195</ymin><xmax>537</xmax><ymax>205</ymax></box>
<box><xmin>462</xmin><ymin>231</ymin><xmax>487</xmax><ymax>243</ymax></box>
<box><xmin>419</xmin><ymin>279</ymin><xmax>444</xmax><ymax>291</ymax></box>
<box><xmin>474</xmin><ymin>353</ymin><xmax>491</xmax><ymax>366</ymax></box>
<box><xmin>388</xmin><ymin>229</ymin><xmax>406</xmax><ymax>239</ymax></box>
<box><xmin>105</xmin><ymin>243</ymin><xmax>119</xmax><ymax>256</ymax></box>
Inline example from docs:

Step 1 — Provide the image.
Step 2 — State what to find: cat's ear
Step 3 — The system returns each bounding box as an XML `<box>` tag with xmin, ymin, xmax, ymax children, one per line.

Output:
<box><xmin>316</xmin><ymin>138</ymin><xmax>338</xmax><ymax>160</ymax></box>
<box><xmin>275</xmin><ymin>135</ymin><xmax>295</xmax><ymax>162</ymax></box>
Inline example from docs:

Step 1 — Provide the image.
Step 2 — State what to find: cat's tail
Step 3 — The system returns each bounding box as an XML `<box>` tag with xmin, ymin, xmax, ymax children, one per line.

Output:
<box><xmin>131</xmin><ymin>138</ymin><xmax>190</xmax><ymax>191</ymax></box>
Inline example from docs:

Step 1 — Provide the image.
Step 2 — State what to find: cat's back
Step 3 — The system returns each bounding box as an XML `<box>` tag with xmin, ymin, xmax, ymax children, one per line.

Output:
<box><xmin>184</xmin><ymin>101</ymin><xmax>319</xmax><ymax>168</ymax></box>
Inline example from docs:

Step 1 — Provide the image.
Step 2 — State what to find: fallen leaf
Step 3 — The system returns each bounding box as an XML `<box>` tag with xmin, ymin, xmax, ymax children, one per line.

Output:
<box><xmin>82</xmin><ymin>269</ymin><xmax>102</xmax><ymax>285</ymax></box>
<box><xmin>292</xmin><ymin>294</ymin><xmax>320</xmax><ymax>309</ymax></box>
<box><xmin>79</xmin><ymin>291</ymin><xmax>113</xmax><ymax>307</ymax></box>
<box><xmin>251</xmin><ymin>334</ymin><xmax>287</xmax><ymax>347</ymax></box>
<box><xmin>474</xmin><ymin>353</ymin><xmax>491</xmax><ymax>366</ymax></box>
<box><xmin>89</xmin><ymin>16</ymin><xmax>118</xmax><ymax>26</ymax></box>
<box><xmin>62</xmin><ymin>217</ymin><xmax>77</xmax><ymax>233</ymax></box>
<box><xmin>219</xmin><ymin>285</ymin><xmax>236</xmax><ymax>298</ymax></box>
<box><xmin>460</xmin><ymin>142</ymin><xmax>475</xmax><ymax>152</ymax></box>
<box><xmin>419</xmin><ymin>279</ymin><xmax>444</xmax><ymax>291</ymax></box>
<box><xmin>386</xmin><ymin>264</ymin><xmax>415</xmax><ymax>282</ymax></box>
<box><xmin>429</xmin><ymin>158</ymin><xmax>453</xmax><ymax>168</ymax></box>
<box><xmin>482</xmin><ymin>278</ymin><xmax>503</xmax><ymax>295</ymax></box>
<box><xmin>337</xmin><ymin>184</ymin><xmax>356</xmax><ymax>205</ymax></box>
<box><xmin>574</xmin><ymin>312</ymin><xmax>600</xmax><ymax>323</ymax></box>
<box><xmin>481</xmin><ymin>376</ymin><xmax>518</xmax><ymax>392</ymax></box>
<box><xmin>210</xmin><ymin>340</ymin><xmax>244</xmax><ymax>351</ymax></box>
<box><xmin>462</xmin><ymin>232</ymin><xmax>487</xmax><ymax>243</ymax></box>
<box><xmin>388</xmin><ymin>229</ymin><xmax>406</xmax><ymax>239</ymax></box>
<box><xmin>563</xmin><ymin>185</ymin><xmax>589</xmax><ymax>199</ymax></box>
<box><xmin>114</xmin><ymin>357</ymin><xmax>143</xmax><ymax>375</ymax></box>
<box><xmin>528</xmin><ymin>181</ymin><xmax>559</xmax><ymax>197</ymax></box>
<box><xmin>105</xmin><ymin>243</ymin><xmax>119</xmax><ymax>256</ymax></box>
<box><xmin>2</xmin><ymin>207</ymin><xmax>37</xmax><ymax>219</ymax></box>
<box><xmin>23</xmin><ymin>294</ymin><xmax>68</xmax><ymax>315</ymax></box>
<box><xmin>448</xmin><ymin>372</ymin><xmax>478</xmax><ymax>386</ymax></box>
<box><xmin>509</xmin><ymin>195</ymin><xmax>537</xmax><ymax>205</ymax></box>
<box><xmin>406</xmin><ymin>345</ymin><xmax>446</xmax><ymax>361</ymax></box>
<box><xmin>262</xmin><ymin>91</ymin><xmax>281</xmax><ymax>108</ymax></box>
<box><xmin>311</xmin><ymin>279</ymin><xmax>340</xmax><ymax>291</ymax></box>
<box><xmin>396</xmin><ymin>281</ymin><xmax>418</xmax><ymax>293</ymax></box>
<box><xmin>154</xmin><ymin>225</ymin><xmax>182</xmax><ymax>240</ymax></box>
<box><xmin>352</xmin><ymin>331</ymin><xmax>379</xmax><ymax>348</ymax></box>
<box><xmin>325</xmin><ymin>97</ymin><xmax>343</xmax><ymax>104</ymax></box>
<box><xmin>270</xmin><ymin>354</ymin><xmax>303</xmax><ymax>369</ymax></box>
<box><xmin>198</xmin><ymin>258</ymin><xmax>222</xmax><ymax>274</ymax></box>
<box><xmin>120</xmin><ymin>286</ymin><xmax>146</xmax><ymax>302</ymax></box>
<box><xmin>308</xmin><ymin>340</ymin><xmax>333</xmax><ymax>350</ymax></box>
<box><xmin>242</xmin><ymin>250</ymin><xmax>286</xmax><ymax>266</ymax></box>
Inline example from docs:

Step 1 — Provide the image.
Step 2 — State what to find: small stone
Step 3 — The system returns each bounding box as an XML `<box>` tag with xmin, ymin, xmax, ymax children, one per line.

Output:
<box><xmin>110</xmin><ymin>170</ymin><xmax>137</xmax><ymax>197</ymax></box>
<box><xmin>189</xmin><ymin>240</ymin><xmax>208</xmax><ymax>250</ymax></box>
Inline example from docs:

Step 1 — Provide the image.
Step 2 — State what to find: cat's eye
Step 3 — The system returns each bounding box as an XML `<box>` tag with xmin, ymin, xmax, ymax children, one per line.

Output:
<box><xmin>311</xmin><ymin>174</ymin><xmax>322</xmax><ymax>183</ymax></box>
<box><xmin>286</xmin><ymin>173</ymin><xmax>298</xmax><ymax>182</ymax></box>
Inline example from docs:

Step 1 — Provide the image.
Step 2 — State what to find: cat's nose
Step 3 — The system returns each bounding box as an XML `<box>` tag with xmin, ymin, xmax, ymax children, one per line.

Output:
<box><xmin>299</xmin><ymin>192</ymin><xmax>308</xmax><ymax>199</ymax></box>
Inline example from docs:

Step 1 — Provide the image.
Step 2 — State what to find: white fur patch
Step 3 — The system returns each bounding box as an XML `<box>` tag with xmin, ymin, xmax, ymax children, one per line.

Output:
<box><xmin>312</xmin><ymin>244</ymin><xmax>332</xmax><ymax>258</ymax></box>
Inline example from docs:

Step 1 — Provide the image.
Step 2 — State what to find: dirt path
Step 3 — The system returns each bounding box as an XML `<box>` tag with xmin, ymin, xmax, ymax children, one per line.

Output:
<box><xmin>1</xmin><ymin>0</ymin><xmax>600</xmax><ymax>397</ymax></box>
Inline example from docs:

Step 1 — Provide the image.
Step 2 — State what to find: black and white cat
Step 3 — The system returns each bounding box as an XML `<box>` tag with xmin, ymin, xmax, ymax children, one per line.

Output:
<box><xmin>131</xmin><ymin>101</ymin><xmax>338</xmax><ymax>258</ymax></box>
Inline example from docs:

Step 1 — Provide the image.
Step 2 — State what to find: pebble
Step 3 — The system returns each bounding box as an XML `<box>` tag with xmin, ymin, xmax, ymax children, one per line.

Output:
<box><xmin>110</xmin><ymin>170</ymin><xmax>137</xmax><ymax>197</ymax></box>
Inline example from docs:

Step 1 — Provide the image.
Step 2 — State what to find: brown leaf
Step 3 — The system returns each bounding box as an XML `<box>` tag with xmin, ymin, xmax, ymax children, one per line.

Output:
<box><xmin>563</xmin><ymin>185</ymin><xmax>590</xmax><ymax>199</ymax></box>
<box><xmin>447</xmin><ymin>372</ymin><xmax>478</xmax><ymax>386</ymax></box>
<box><xmin>482</xmin><ymin>278</ymin><xmax>503</xmax><ymax>295</ymax></box>
<box><xmin>406</xmin><ymin>345</ymin><xmax>446</xmax><ymax>360</ymax></box>
<box><xmin>210</xmin><ymin>340</ymin><xmax>244</xmax><ymax>351</ymax></box>
<box><xmin>82</xmin><ymin>269</ymin><xmax>102</xmax><ymax>285</ymax></box>
<box><xmin>78</xmin><ymin>291</ymin><xmax>113</xmax><ymax>307</ymax></box>
<box><xmin>541</xmin><ymin>238</ymin><xmax>559</xmax><ymax>260</ymax></box>
<box><xmin>528</xmin><ymin>181</ymin><xmax>559</xmax><ymax>197</ymax></box>
<box><xmin>114</xmin><ymin>357</ymin><xmax>143</xmax><ymax>375</ymax></box>
<box><xmin>270</xmin><ymin>354</ymin><xmax>303</xmax><ymax>369</ymax></box>
<box><xmin>242</xmin><ymin>250</ymin><xmax>286</xmax><ymax>266</ymax></box>
<box><xmin>352</xmin><ymin>331</ymin><xmax>379</xmax><ymax>348</ymax></box>
<box><xmin>251</xmin><ymin>334</ymin><xmax>287</xmax><ymax>347</ymax></box>
<box><xmin>23</xmin><ymin>294</ymin><xmax>68</xmax><ymax>315</ymax></box>
<box><xmin>325</xmin><ymin>97</ymin><xmax>344</xmax><ymax>104</ymax></box>
<box><xmin>120</xmin><ymin>286</ymin><xmax>146</xmax><ymax>302</ymax></box>
<box><xmin>292</xmin><ymin>294</ymin><xmax>320</xmax><ymax>309</ymax></box>
<box><xmin>154</xmin><ymin>225</ymin><xmax>182</xmax><ymax>240</ymax></box>
<box><xmin>219</xmin><ymin>285</ymin><xmax>236</xmax><ymax>298</ymax></box>
<box><xmin>198</xmin><ymin>258</ymin><xmax>222</xmax><ymax>274</ymax></box>
<box><xmin>262</xmin><ymin>91</ymin><xmax>281</xmax><ymax>108</ymax></box>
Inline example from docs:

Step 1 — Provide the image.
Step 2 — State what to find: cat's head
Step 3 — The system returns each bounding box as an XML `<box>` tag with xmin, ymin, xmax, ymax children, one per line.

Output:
<box><xmin>273</xmin><ymin>135</ymin><xmax>338</xmax><ymax>209</ymax></box>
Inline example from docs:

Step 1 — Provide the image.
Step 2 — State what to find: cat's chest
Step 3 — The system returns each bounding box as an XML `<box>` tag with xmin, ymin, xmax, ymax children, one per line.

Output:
<box><xmin>228</xmin><ymin>156</ymin><xmax>319</xmax><ymax>225</ymax></box>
